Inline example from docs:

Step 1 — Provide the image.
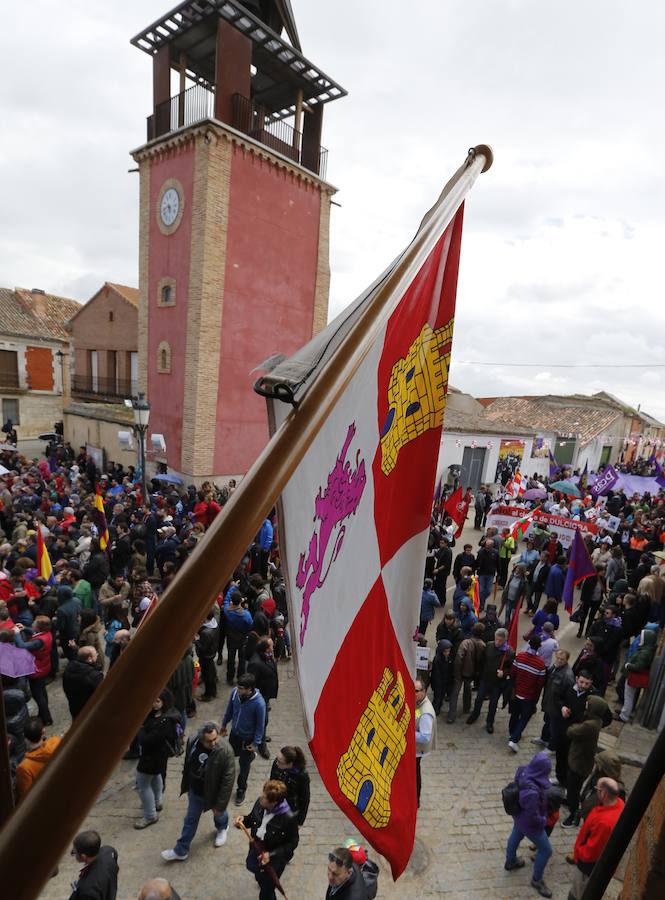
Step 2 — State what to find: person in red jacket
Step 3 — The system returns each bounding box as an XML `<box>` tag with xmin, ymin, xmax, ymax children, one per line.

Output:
<box><xmin>13</xmin><ymin>616</ymin><xmax>54</xmax><ymax>726</ymax></box>
<box><xmin>568</xmin><ymin>777</ymin><xmax>624</xmax><ymax>899</ymax></box>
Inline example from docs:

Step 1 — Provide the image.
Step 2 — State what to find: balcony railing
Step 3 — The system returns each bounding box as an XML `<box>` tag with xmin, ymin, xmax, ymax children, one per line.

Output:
<box><xmin>146</xmin><ymin>86</ymin><xmax>327</xmax><ymax>178</ymax></box>
<box><xmin>71</xmin><ymin>375</ymin><xmax>137</xmax><ymax>402</ymax></box>
<box><xmin>147</xmin><ymin>83</ymin><xmax>215</xmax><ymax>142</ymax></box>
<box><xmin>0</xmin><ymin>371</ymin><xmax>21</xmax><ymax>390</ymax></box>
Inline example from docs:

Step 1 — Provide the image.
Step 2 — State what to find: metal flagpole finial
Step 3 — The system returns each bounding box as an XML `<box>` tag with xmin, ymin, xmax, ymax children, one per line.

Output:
<box><xmin>468</xmin><ymin>144</ymin><xmax>494</xmax><ymax>173</ymax></box>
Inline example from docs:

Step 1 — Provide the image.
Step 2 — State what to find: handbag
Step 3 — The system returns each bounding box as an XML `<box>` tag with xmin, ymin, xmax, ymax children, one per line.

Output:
<box><xmin>627</xmin><ymin>669</ymin><xmax>649</xmax><ymax>689</ymax></box>
<box><xmin>569</xmin><ymin>605</ymin><xmax>583</xmax><ymax>624</ymax></box>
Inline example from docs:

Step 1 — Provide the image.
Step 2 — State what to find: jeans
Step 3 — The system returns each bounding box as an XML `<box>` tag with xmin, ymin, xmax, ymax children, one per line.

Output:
<box><xmin>508</xmin><ymin>698</ymin><xmax>536</xmax><ymax>743</ymax></box>
<box><xmin>246</xmin><ymin>848</ymin><xmax>287</xmax><ymax>900</ymax></box>
<box><xmin>472</xmin><ymin>680</ymin><xmax>502</xmax><ymax>725</ymax></box>
<box><xmin>229</xmin><ymin>731</ymin><xmax>256</xmax><ymax>791</ymax></box>
<box><xmin>174</xmin><ymin>789</ymin><xmax>229</xmax><ymax>856</ymax></box>
<box><xmin>136</xmin><ymin>771</ymin><xmax>163</xmax><ymax>820</ymax></box>
<box><xmin>478</xmin><ymin>574</ymin><xmax>494</xmax><ymax>607</ymax></box>
<box><xmin>506</xmin><ymin>823</ymin><xmax>552</xmax><ymax>882</ymax></box>
<box><xmin>226</xmin><ymin>642</ymin><xmax>246</xmax><ymax>683</ymax></box>
<box><xmin>29</xmin><ymin>677</ymin><xmax>52</xmax><ymax>724</ymax></box>
<box><xmin>620</xmin><ymin>683</ymin><xmax>638</xmax><ymax>721</ymax></box>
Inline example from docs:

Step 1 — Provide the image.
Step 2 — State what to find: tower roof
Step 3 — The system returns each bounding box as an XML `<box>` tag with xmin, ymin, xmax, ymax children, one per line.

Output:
<box><xmin>131</xmin><ymin>0</ymin><xmax>346</xmax><ymax>121</ymax></box>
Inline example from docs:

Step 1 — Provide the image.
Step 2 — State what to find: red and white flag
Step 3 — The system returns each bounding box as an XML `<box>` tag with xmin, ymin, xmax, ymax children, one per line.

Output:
<box><xmin>443</xmin><ymin>486</ymin><xmax>470</xmax><ymax>538</ymax></box>
<box><xmin>260</xmin><ymin>149</ymin><xmax>489</xmax><ymax>877</ymax></box>
<box><xmin>505</xmin><ymin>470</ymin><xmax>525</xmax><ymax>499</ymax></box>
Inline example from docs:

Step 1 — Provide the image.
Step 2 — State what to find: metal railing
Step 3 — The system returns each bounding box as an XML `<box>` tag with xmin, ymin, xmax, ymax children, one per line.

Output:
<box><xmin>145</xmin><ymin>87</ymin><xmax>328</xmax><ymax>178</ymax></box>
<box><xmin>0</xmin><ymin>372</ymin><xmax>21</xmax><ymax>389</ymax></box>
<box><xmin>147</xmin><ymin>83</ymin><xmax>215</xmax><ymax>141</ymax></box>
<box><xmin>71</xmin><ymin>374</ymin><xmax>137</xmax><ymax>401</ymax></box>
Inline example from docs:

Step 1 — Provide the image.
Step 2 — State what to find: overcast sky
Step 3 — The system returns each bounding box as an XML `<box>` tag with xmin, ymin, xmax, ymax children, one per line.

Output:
<box><xmin>2</xmin><ymin>1</ymin><xmax>664</xmax><ymax>420</ymax></box>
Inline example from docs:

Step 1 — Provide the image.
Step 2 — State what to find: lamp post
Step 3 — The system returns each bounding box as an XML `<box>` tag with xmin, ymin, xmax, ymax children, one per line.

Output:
<box><xmin>132</xmin><ymin>392</ymin><xmax>151</xmax><ymax>504</ymax></box>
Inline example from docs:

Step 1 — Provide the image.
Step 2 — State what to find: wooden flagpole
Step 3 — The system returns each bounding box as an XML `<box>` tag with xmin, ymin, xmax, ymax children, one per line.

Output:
<box><xmin>0</xmin><ymin>146</ymin><xmax>492</xmax><ymax>899</ymax></box>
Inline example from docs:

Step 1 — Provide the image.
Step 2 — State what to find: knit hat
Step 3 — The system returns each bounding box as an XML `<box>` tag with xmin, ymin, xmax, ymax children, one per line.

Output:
<box><xmin>437</xmin><ymin>639</ymin><xmax>452</xmax><ymax>653</ymax></box>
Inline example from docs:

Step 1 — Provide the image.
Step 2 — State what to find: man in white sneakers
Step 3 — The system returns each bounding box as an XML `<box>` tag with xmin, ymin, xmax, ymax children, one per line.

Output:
<box><xmin>161</xmin><ymin>723</ymin><xmax>235</xmax><ymax>861</ymax></box>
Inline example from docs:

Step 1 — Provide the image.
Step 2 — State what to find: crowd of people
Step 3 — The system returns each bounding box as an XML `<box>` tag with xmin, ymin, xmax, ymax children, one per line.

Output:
<box><xmin>417</xmin><ymin>471</ymin><xmax>664</xmax><ymax>897</ymax></box>
<box><xmin>0</xmin><ymin>441</ymin><xmax>378</xmax><ymax>899</ymax></box>
<box><xmin>2</xmin><ymin>434</ymin><xmax>663</xmax><ymax>898</ymax></box>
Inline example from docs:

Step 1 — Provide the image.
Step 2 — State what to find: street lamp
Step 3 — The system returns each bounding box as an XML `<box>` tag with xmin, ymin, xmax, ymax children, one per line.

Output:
<box><xmin>131</xmin><ymin>392</ymin><xmax>151</xmax><ymax>504</ymax></box>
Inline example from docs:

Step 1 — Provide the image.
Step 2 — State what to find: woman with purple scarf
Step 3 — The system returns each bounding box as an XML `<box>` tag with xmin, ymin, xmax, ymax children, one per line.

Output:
<box><xmin>504</xmin><ymin>751</ymin><xmax>554</xmax><ymax>897</ymax></box>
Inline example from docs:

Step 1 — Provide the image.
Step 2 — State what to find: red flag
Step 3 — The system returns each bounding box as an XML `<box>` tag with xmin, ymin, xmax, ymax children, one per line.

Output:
<box><xmin>507</xmin><ymin>597</ymin><xmax>523</xmax><ymax>651</ymax></box>
<box><xmin>443</xmin><ymin>486</ymin><xmax>470</xmax><ymax>538</ymax></box>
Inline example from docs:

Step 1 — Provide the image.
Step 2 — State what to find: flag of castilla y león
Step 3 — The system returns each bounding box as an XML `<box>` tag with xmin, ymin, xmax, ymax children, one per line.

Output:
<box><xmin>258</xmin><ymin>149</ymin><xmax>490</xmax><ymax>877</ymax></box>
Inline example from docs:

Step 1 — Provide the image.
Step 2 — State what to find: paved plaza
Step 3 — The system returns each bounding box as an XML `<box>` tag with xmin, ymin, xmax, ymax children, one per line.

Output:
<box><xmin>38</xmin><ymin>522</ymin><xmax>651</xmax><ymax>900</ymax></box>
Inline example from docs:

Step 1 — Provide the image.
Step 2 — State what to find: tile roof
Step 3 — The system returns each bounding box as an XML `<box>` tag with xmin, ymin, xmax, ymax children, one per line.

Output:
<box><xmin>482</xmin><ymin>396</ymin><xmax>621</xmax><ymax>445</ymax></box>
<box><xmin>0</xmin><ymin>287</ymin><xmax>80</xmax><ymax>341</ymax></box>
<box><xmin>442</xmin><ymin>406</ymin><xmax>536</xmax><ymax>437</ymax></box>
<box><xmin>107</xmin><ymin>283</ymin><xmax>140</xmax><ymax>307</ymax></box>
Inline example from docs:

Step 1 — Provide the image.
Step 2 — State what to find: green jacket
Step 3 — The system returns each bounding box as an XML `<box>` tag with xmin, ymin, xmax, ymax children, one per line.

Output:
<box><xmin>180</xmin><ymin>734</ymin><xmax>236</xmax><ymax>811</ymax></box>
<box><xmin>499</xmin><ymin>536</ymin><xmax>516</xmax><ymax>559</ymax></box>
<box><xmin>73</xmin><ymin>579</ymin><xmax>93</xmax><ymax>610</ymax></box>
<box><xmin>625</xmin><ymin>629</ymin><xmax>657</xmax><ymax>672</ymax></box>
<box><xmin>567</xmin><ymin>695</ymin><xmax>610</xmax><ymax>778</ymax></box>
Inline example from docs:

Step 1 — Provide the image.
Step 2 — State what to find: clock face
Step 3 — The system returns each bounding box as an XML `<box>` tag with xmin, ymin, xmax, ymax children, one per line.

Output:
<box><xmin>160</xmin><ymin>188</ymin><xmax>180</xmax><ymax>227</ymax></box>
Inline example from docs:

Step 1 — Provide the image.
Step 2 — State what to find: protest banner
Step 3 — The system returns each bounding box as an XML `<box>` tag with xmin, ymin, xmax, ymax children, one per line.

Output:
<box><xmin>486</xmin><ymin>505</ymin><xmax>599</xmax><ymax>549</ymax></box>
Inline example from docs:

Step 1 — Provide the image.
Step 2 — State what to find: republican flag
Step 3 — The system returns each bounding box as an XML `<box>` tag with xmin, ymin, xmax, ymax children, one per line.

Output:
<box><xmin>36</xmin><ymin>528</ymin><xmax>55</xmax><ymax>585</ymax></box>
<box><xmin>655</xmin><ymin>461</ymin><xmax>665</xmax><ymax>490</ymax></box>
<box><xmin>509</xmin><ymin>505</ymin><xmax>540</xmax><ymax>543</ymax></box>
<box><xmin>443</xmin><ymin>486</ymin><xmax>470</xmax><ymax>538</ymax></box>
<box><xmin>562</xmin><ymin>530</ymin><xmax>596</xmax><ymax>613</ymax></box>
<box><xmin>471</xmin><ymin>574</ymin><xmax>480</xmax><ymax>618</ymax></box>
<box><xmin>92</xmin><ymin>486</ymin><xmax>110</xmax><ymax>552</ymax></box>
<box><xmin>549</xmin><ymin>449</ymin><xmax>560</xmax><ymax>478</ymax></box>
<box><xmin>259</xmin><ymin>147</ymin><xmax>490</xmax><ymax>877</ymax></box>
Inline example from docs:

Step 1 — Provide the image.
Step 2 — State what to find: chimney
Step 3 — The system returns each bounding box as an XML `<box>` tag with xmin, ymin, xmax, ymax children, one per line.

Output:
<box><xmin>15</xmin><ymin>287</ymin><xmax>48</xmax><ymax>317</ymax></box>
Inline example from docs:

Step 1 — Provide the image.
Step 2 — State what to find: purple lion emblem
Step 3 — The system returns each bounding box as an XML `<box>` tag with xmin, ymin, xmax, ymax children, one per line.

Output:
<box><xmin>296</xmin><ymin>423</ymin><xmax>367</xmax><ymax>646</ymax></box>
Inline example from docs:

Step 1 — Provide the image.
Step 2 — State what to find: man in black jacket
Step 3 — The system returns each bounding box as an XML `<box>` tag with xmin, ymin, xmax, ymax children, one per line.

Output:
<box><xmin>62</xmin><ymin>647</ymin><xmax>103</xmax><ymax>720</ymax></box>
<box><xmin>526</xmin><ymin>551</ymin><xmax>550</xmax><ymax>614</ymax></box>
<box><xmin>466</xmin><ymin>627</ymin><xmax>514</xmax><ymax>733</ymax></box>
<box><xmin>68</xmin><ymin>830</ymin><xmax>118</xmax><ymax>900</ymax></box>
<box><xmin>433</xmin><ymin>537</ymin><xmax>452</xmax><ymax>602</ymax></box>
<box><xmin>435</xmin><ymin>612</ymin><xmax>463</xmax><ymax>657</ymax></box>
<box><xmin>453</xmin><ymin>544</ymin><xmax>476</xmax><ymax>582</ymax></box>
<box><xmin>162</xmin><ymin>723</ymin><xmax>236</xmax><ymax>861</ymax></box>
<box><xmin>326</xmin><ymin>846</ymin><xmax>369</xmax><ymax>899</ymax></box>
<box><xmin>248</xmin><ymin>637</ymin><xmax>279</xmax><ymax>760</ymax></box>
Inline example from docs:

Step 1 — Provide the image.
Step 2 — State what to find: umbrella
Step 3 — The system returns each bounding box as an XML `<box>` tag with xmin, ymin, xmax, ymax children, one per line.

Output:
<box><xmin>523</xmin><ymin>488</ymin><xmax>547</xmax><ymax>500</ymax></box>
<box><xmin>0</xmin><ymin>643</ymin><xmax>36</xmax><ymax>678</ymax></box>
<box><xmin>0</xmin><ymin>463</ymin><xmax>9</xmax><ymax>476</ymax></box>
<box><xmin>549</xmin><ymin>480</ymin><xmax>581</xmax><ymax>498</ymax></box>
<box><xmin>0</xmin><ymin>443</ymin><xmax>17</xmax><ymax>452</ymax></box>
<box><xmin>151</xmin><ymin>473</ymin><xmax>184</xmax><ymax>486</ymax></box>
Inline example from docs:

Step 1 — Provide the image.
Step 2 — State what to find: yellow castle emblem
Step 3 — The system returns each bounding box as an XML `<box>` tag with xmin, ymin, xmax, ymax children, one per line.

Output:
<box><xmin>380</xmin><ymin>319</ymin><xmax>454</xmax><ymax>476</ymax></box>
<box><xmin>337</xmin><ymin>667</ymin><xmax>410</xmax><ymax>829</ymax></box>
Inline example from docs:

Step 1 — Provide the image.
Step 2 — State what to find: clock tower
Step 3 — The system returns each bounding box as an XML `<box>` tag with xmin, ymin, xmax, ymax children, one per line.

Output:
<box><xmin>130</xmin><ymin>0</ymin><xmax>346</xmax><ymax>481</ymax></box>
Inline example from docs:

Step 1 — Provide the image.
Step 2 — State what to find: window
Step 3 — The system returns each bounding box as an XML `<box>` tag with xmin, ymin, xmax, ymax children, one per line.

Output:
<box><xmin>0</xmin><ymin>349</ymin><xmax>19</xmax><ymax>389</ymax></box>
<box><xmin>109</xmin><ymin>310</ymin><xmax>114</xmax><ymax>322</ymax></box>
<box><xmin>157</xmin><ymin>341</ymin><xmax>171</xmax><ymax>374</ymax></box>
<box><xmin>157</xmin><ymin>276</ymin><xmax>176</xmax><ymax>307</ymax></box>
<box><xmin>2</xmin><ymin>398</ymin><xmax>19</xmax><ymax>425</ymax></box>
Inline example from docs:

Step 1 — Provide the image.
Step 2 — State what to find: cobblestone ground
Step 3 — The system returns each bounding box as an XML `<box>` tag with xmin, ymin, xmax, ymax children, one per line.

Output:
<box><xmin>37</xmin><ymin>521</ymin><xmax>652</xmax><ymax>900</ymax></box>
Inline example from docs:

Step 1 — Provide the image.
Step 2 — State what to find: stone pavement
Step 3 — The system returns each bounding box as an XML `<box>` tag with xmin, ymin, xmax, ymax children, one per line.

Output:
<box><xmin>36</xmin><ymin>521</ymin><xmax>656</xmax><ymax>900</ymax></box>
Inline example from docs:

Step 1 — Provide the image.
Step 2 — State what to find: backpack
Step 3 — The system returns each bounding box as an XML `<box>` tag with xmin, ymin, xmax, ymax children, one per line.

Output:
<box><xmin>502</xmin><ymin>780</ymin><xmax>522</xmax><ymax>816</ymax></box>
<box><xmin>165</xmin><ymin>720</ymin><xmax>184</xmax><ymax>758</ymax></box>
<box><xmin>360</xmin><ymin>859</ymin><xmax>379</xmax><ymax>899</ymax></box>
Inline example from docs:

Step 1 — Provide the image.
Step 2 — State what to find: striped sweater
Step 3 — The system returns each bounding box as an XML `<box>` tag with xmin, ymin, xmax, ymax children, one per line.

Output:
<box><xmin>511</xmin><ymin>649</ymin><xmax>546</xmax><ymax>701</ymax></box>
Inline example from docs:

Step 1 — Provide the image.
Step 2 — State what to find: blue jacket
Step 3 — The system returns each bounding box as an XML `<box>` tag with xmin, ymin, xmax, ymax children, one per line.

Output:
<box><xmin>544</xmin><ymin>564</ymin><xmax>565</xmax><ymax>601</ymax></box>
<box><xmin>221</xmin><ymin>688</ymin><xmax>266</xmax><ymax>746</ymax></box>
<box><xmin>223</xmin><ymin>606</ymin><xmax>253</xmax><ymax>635</ymax></box>
<box><xmin>420</xmin><ymin>589</ymin><xmax>441</xmax><ymax>623</ymax></box>
<box><xmin>259</xmin><ymin>519</ymin><xmax>273</xmax><ymax>552</ymax></box>
<box><xmin>458</xmin><ymin>605</ymin><xmax>478</xmax><ymax>639</ymax></box>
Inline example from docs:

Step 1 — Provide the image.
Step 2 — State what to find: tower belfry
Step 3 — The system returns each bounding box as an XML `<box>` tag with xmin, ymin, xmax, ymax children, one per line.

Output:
<box><xmin>130</xmin><ymin>1</ymin><xmax>346</xmax><ymax>481</ymax></box>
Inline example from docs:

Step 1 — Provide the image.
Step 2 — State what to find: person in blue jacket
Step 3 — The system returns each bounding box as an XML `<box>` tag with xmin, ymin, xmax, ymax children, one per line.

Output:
<box><xmin>221</xmin><ymin>673</ymin><xmax>266</xmax><ymax>806</ymax></box>
<box><xmin>223</xmin><ymin>593</ymin><xmax>253</xmax><ymax>685</ymax></box>
<box><xmin>544</xmin><ymin>556</ymin><xmax>567</xmax><ymax>606</ymax></box>
<box><xmin>419</xmin><ymin>578</ymin><xmax>441</xmax><ymax>635</ymax></box>
<box><xmin>458</xmin><ymin>599</ymin><xmax>478</xmax><ymax>639</ymax></box>
<box><xmin>258</xmin><ymin>517</ymin><xmax>274</xmax><ymax>578</ymax></box>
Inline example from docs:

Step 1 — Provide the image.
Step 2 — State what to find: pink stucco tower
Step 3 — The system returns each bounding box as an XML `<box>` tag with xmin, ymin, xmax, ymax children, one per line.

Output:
<box><xmin>130</xmin><ymin>1</ymin><xmax>345</xmax><ymax>481</ymax></box>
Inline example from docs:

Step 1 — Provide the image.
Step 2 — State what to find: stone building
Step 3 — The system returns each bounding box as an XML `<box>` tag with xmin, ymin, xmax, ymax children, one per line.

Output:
<box><xmin>0</xmin><ymin>287</ymin><xmax>80</xmax><ymax>438</ymax></box>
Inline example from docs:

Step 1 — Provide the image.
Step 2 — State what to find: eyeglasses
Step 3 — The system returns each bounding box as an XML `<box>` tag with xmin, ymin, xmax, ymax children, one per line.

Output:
<box><xmin>328</xmin><ymin>853</ymin><xmax>345</xmax><ymax>867</ymax></box>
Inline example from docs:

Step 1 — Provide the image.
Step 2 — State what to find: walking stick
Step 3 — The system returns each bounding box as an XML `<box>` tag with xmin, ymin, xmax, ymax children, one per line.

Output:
<box><xmin>236</xmin><ymin>819</ymin><xmax>289</xmax><ymax>899</ymax></box>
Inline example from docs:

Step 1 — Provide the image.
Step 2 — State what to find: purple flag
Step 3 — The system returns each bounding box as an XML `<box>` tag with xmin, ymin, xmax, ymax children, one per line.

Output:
<box><xmin>563</xmin><ymin>530</ymin><xmax>596</xmax><ymax>612</ymax></box>
<box><xmin>549</xmin><ymin>449</ymin><xmax>560</xmax><ymax>479</ymax></box>
<box><xmin>590</xmin><ymin>464</ymin><xmax>619</xmax><ymax>498</ymax></box>
<box><xmin>655</xmin><ymin>462</ymin><xmax>665</xmax><ymax>490</ymax></box>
